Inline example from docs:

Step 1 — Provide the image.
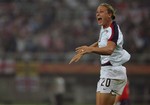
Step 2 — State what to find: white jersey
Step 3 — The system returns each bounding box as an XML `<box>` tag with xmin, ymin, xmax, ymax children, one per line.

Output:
<box><xmin>98</xmin><ymin>21</ymin><xmax>130</xmax><ymax>79</ymax></box>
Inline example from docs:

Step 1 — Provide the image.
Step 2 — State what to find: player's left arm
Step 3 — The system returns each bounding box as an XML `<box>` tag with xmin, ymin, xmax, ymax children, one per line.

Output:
<box><xmin>69</xmin><ymin>41</ymin><xmax>98</xmax><ymax>64</ymax></box>
<box><xmin>76</xmin><ymin>41</ymin><xmax>116</xmax><ymax>55</ymax></box>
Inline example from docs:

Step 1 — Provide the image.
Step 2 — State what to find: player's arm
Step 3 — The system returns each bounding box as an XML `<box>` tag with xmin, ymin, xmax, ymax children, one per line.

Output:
<box><xmin>69</xmin><ymin>41</ymin><xmax>98</xmax><ymax>64</ymax></box>
<box><xmin>76</xmin><ymin>41</ymin><xmax>116</xmax><ymax>55</ymax></box>
<box><xmin>76</xmin><ymin>41</ymin><xmax>98</xmax><ymax>54</ymax></box>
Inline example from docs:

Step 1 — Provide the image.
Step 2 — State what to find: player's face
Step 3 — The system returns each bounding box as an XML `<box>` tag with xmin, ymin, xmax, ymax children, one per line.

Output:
<box><xmin>96</xmin><ymin>5</ymin><xmax>112</xmax><ymax>27</ymax></box>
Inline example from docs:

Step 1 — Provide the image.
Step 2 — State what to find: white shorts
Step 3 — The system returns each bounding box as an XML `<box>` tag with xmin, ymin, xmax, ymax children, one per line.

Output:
<box><xmin>96</xmin><ymin>78</ymin><xmax>127</xmax><ymax>95</ymax></box>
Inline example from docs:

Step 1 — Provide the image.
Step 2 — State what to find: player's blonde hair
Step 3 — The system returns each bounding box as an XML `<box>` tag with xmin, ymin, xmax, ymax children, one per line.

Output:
<box><xmin>100</xmin><ymin>3</ymin><xmax>116</xmax><ymax>20</ymax></box>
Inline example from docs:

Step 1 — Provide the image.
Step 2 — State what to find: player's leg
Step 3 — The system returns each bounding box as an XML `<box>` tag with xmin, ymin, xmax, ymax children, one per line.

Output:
<box><xmin>96</xmin><ymin>77</ymin><xmax>127</xmax><ymax>105</ymax></box>
<box><xmin>96</xmin><ymin>92</ymin><xmax>100</xmax><ymax>105</ymax></box>
<box><xmin>96</xmin><ymin>92</ymin><xmax>116</xmax><ymax>105</ymax></box>
<box><xmin>114</xmin><ymin>95</ymin><xmax>121</xmax><ymax>105</ymax></box>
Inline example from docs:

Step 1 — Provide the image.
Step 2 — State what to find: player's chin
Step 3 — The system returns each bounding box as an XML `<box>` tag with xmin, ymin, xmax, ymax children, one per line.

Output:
<box><xmin>97</xmin><ymin>22</ymin><xmax>102</xmax><ymax>26</ymax></box>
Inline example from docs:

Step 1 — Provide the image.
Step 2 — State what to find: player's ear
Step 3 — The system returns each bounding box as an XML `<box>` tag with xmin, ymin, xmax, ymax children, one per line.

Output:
<box><xmin>108</xmin><ymin>13</ymin><xmax>112</xmax><ymax>18</ymax></box>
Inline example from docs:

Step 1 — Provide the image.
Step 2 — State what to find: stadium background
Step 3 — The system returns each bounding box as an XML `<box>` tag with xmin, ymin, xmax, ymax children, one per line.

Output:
<box><xmin>0</xmin><ymin>0</ymin><xmax>149</xmax><ymax>105</ymax></box>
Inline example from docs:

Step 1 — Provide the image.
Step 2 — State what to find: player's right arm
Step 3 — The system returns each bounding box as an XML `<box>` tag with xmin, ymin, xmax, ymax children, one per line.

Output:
<box><xmin>69</xmin><ymin>41</ymin><xmax>98</xmax><ymax>64</ymax></box>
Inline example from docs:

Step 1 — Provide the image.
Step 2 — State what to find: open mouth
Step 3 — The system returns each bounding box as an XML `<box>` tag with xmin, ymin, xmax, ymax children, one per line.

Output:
<box><xmin>98</xmin><ymin>17</ymin><xmax>102</xmax><ymax>21</ymax></box>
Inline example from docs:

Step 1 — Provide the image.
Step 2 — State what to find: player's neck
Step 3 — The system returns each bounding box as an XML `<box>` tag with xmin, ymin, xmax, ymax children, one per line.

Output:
<box><xmin>103</xmin><ymin>20</ymin><xmax>113</xmax><ymax>29</ymax></box>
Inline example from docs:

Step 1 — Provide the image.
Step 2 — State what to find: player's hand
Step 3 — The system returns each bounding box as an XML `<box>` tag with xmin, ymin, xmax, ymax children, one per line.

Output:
<box><xmin>76</xmin><ymin>46</ymin><xmax>92</xmax><ymax>54</ymax></box>
<box><xmin>69</xmin><ymin>53</ymin><xmax>83</xmax><ymax>64</ymax></box>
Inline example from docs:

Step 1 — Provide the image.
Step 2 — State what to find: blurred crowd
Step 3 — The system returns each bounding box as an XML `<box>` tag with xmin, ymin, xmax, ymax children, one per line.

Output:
<box><xmin>0</xmin><ymin>0</ymin><xmax>149</xmax><ymax>57</ymax></box>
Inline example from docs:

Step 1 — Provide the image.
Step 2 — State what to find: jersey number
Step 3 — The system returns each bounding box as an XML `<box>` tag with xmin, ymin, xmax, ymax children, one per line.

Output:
<box><xmin>101</xmin><ymin>78</ymin><xmax>111</xmax><ymax>87</ymax></box>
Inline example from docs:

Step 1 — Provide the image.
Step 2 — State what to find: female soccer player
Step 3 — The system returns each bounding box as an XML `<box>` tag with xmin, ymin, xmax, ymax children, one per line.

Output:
<box><xmin>69</xmin><ymin>3</ymin><xmax>130</xmax><ymax>105</ymax></box>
